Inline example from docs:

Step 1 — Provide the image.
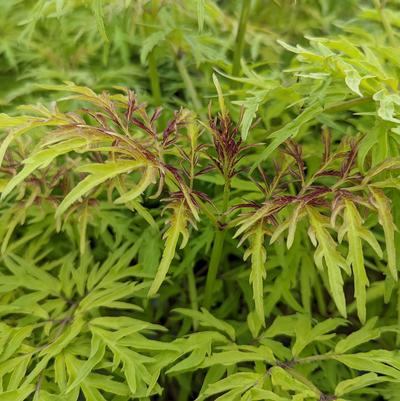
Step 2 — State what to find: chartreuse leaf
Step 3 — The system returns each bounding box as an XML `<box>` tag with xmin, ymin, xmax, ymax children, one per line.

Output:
<box><xmin>338</xmin><ymin>200</ymin><xmax>382</xmax><ymax>323</ymax></box>
<box><xmin>0</xmin><ymin>110</ymin><xmax>73</xmax><ymax>168</ymax></box>
<box><xmin>200</xmin><ymin>346</ymin><xmax>274</xmax><ymax>368</ymax></box>
<box><xmin>307</xmin><ymin>207</ymin><xmax>349</xmax><ymax>317</ymax></box>
<box><xmin>167</xmin><ymin>331</ymin><xmax>227</xmax><ymax>375</ymax></box>
<box><xmin>370</xmin><ymin>187</ymin><xmax>398</xmax><ymax>281</ymax></box>
<box><xmin>242</xmin><ymin>388</ymin><xmax>289</xmax><ymax>401</ymax></box>
<box><xmin>335</xmin><ymin>317</ymin><xmax>380</xmax><ymax>354</ymax></box>
<box><xmin>196</xmin><ymin>0</ymin><xmax>205</xmax><ymax>31</ymax></box>
<box><xmin>243</xmin><ymin>221</ymin><xmax>267</xmax><ymax>325</ymax></box>
<box><xmin>335</xmin><ymin>372</ymin><xmax>387</xmax><ymax>397</ymax></box>
<box><xmin>292</xmin><ymin>315</ymin><xmax>346</xmax><ymax>357</ymax></box>
<box><xmin>7</xmin><ymin>354</ymin><xmax>31</xmax><ymax>390</ymax></box>
<box><xmin>66</xmin><ymin>335</ymin><xmax>105</xmax><ymax>393</ymax></box>
<box><xmin>235</xmin><ymin>91</ymin><xmax>265</xmax><ymax>140</ymax></box>
<box><xmin>199</xmin><ymin>372</ymin><xmax>262</xmax><ymax>400</ymax></box>
<box><xmin>92</xmin><ymin>0</ymin><xmax>108</xmax><ymax>42</ymax></box>
<box><xmin>1</xmin><ymin>137</ymin><xmax>88</xmax><ymax>199</ymax></box>
<box><xmin>0</xmin><ymin>114</ymin><xmax>32</xmax><ymax>128</ymax></box>
<box><xmin>335</xmin><ymin>350</ymin><xmax>400</xmax><ymax>379</ymax></box>
<box><xmin>343</xmin><ymin>62</ymin><xmax>363</xmax><ymax>97</ymax></box>
<box><xmin>174</xmin><ymin>308</ymin><xmax>235</xmax><ymax>341</ymax></box>
<box><xmin>140</xmin><ymin>30</ymin><xmax>169</xmax><ymax>65</ymax></box>
<box><xmin>148</xmin><ymin>201</ymin><xmax>190</xmax><ymax>296</ymax></box>
<box><xmin>167</xmin><ymin>347</ymin><xmax>206</xmax><ymax>375</ymax></box>
<box><xmin>57</xmin><ymin>160</ymin><xmax>146</xmax><ymax>217</ymax></box>
<box><xmin>270</xmin><ymin>366</ymin><xmax>319</xmax><ymax>398</ymax></box>
<box><xmin>115</xmin><ymin>166</ymin><xmax>157</xmax><ymax>204</ymax></box>
<box><xmin>0</xmin><ymin>385</ymin><xmax>35</xmax><ymax>401</ymax></box>
<box><xmin>54</xmin><ymin>353</ymin><xmax>67</xmax><ymax>391</ymax></box>
<box><xmin>212</xmin><ymin>73</ymin><xmax>226</xmax><ymax>117</ymax></box>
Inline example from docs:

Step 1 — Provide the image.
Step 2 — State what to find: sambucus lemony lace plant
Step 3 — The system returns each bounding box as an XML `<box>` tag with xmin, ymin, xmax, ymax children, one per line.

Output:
<box><xmin>1</xmin><ymin>77</ymin><xmax>400</xmax><ymax>400</ymax></box>
<box><xmin>2</xmin><ymin>1</ymin><xmax>400</xmax><ymax>400</ymax></box>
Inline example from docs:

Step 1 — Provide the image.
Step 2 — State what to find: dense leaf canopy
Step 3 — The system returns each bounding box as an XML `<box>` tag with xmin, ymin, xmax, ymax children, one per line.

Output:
<box><xmin>1</xmin><ymin>1</ymin><xmax>400</xmax><ymax>400</ymax></box>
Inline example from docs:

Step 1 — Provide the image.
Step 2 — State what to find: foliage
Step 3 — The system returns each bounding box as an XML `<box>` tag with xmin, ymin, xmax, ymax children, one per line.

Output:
<box><xmin>1</xmin><ymin>1</ymin><xmax>400</xmax><ymax>400</ymax></box>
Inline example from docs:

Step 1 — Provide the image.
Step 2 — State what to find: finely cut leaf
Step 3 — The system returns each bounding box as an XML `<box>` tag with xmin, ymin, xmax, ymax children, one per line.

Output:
<box><xmin>56</xmin><ymin>160</ymin><xmax>145</xmax><ymax>217</ymax></box>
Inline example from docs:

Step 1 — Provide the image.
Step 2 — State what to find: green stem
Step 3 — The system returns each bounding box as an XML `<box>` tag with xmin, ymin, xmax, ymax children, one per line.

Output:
<box><xmin>148</xmin><ymin>51</ymin><xmax>162</xmax><ymax>105</ymax></box>
<box><xmin>324</xmin><ymin>96</ymin><xmax>372</xmax><ymax>114</ymax></box>
<box><xmin>397</xmin><ymin>281</ymin><xmax>400</xmax><ymax>346</ymax></box>
<box><xmin>374</xmin><ymin>0</ymin><xmax>396</xmax><ymax>46</ymax></box>
<box><xmin>232</xmin><ymin>0</ymin><xmax>251</xmax><ymax>77</ymax></box>
<box><xmin>196</xmin><ymin>196</ymin><xmax>219</xmax><ymax>228</ymax></box>
<box><xmin>146</xmin><ymin>0</ymin><xmax>162</xmax><ymax>105</ymax></box>
<box><xmin>203</xmin><ymin>180</ymin><xmax>231</xmax><ymax>309</ymax></box>
<box><xmin>176</xmin><ymin>56</ymin><xmax>203</xmax><ymax>115</ymax></box>
<box><xmin>187</xmin><ymin>266</ymin><xmax>199</xmax><ymax>330</ymax></box>
<box><xmin>314</xmin><ymin>273</ymin><xmax>327</xmax><ymax>316</ymax></box>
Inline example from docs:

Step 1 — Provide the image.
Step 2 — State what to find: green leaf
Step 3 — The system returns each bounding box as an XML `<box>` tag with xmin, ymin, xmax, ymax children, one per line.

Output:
<box><xmin>197</xmin><ymin>0</ymin><xmax>205</xmax><ymax>31</ymax></box>
<box><xmin>167</xmin><ymin>347</ymin><xmax>206</xmax><ymax>374</ymax></box>
<box><xmin>148</xmin><ymin>202</ymin><xmax>190</xmax><ymax>296</ymax></box>
<box><xmin>0</xmin><ymin>385</ymin><xmax>35</xmax><ymax>401</ymax></box>
<box><xmin>201</xmin><ymin>347</ymin><xmax>274</xmax><ymax>368</ymax></box>
<box><xmin>200</xmin><ymin>372</ymin><xmax>262</xmax><ymax>400</ymax></box>
<box><xmin>307</xmin><ymin>207</ymin><xmax>349</xmax><ymax>317</ymax></box>
<box><xmin>115</xmin><ymin>166</ymin><xmax>157</xmax><ymax>204</ymax></box>
<box><xmin>243</xmin><ymin>221</ymin><xmax>267</xmax><ymax>325</ymax></box>
<box><xmin>270</xmin><ymin>366</ymin><xmax>318</xmax><ymax>398</ymax></box>
<box><xmin>335</xmin><ymin>372</ymin><xmax>386</xmax><ymax>396</ymax></box>
<box><xmin>56</xmin><ymin>160</ymin><xmax>145</xmax><ymax>217</ymax></box>
<box><xmin>92</xmin><ymin>0</ymin><xmax>108</xmax><ymax>42</ymax></box>
<box><xmin>335</xmin><ymin>350</ymin><xmax>400</xmax><ymax>379</ymax></box>
<box><xmin>335</xmin><ymin>317</ymin><xmax>380</xmax><ymax>354</ymax></box>
<box><xmin>338</xmin><ymin>200</ymin><xmax>382</xmax><ymax>322</ymax></box>
<box><xmin>370</xmin><ymin>188</ymin><xmax>398</xmax><ymax>281</ymax></box>
<box><xmin>66</xmin><ymin>335</ymin><xmax>105</xmax><ymax>392</ymax></box>
<box><xmin>292</xmin><ymin>315</ymin><xmax>346</xmax><ymax>357</ymax></box>
<box><xmin>1</xmin><ymin>137</ymin><xmax>88</xmax><ymax>199</ymax></box>
<box><xmin>174</xmin><ymin>308</ymin><xmax>236</xmax><ymax>341</ymax></box>
<box><xmin>212</xmin><ymin>73</ymin><xmax>226</xmax><ymax>117</ymax></box>
<box><xmin>343</xmin><ymin>64</ymin><xmax>363</xmax><ymax>97</ymax></box>
<box><xmin>140</xmin><ymin>30</ymin><xmax>169</xmax><ymax>65</ymax></box>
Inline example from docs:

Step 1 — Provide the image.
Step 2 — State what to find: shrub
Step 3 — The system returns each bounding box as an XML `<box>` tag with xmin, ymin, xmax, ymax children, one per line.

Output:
<box><xmin>1</xmin><ymin>1</ymin><xmax>400</xmax><ymax>401</ymax></box>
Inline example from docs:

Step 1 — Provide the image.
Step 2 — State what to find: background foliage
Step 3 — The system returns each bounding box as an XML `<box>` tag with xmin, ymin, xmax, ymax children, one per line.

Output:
<box><xmin>1</xmin><ymin>1</ymin><xmax>400</xmax><ymax>400</ymax></box>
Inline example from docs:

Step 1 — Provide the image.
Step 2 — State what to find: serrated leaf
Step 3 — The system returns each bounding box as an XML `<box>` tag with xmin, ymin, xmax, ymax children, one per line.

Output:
<box><xmin>1</xmin><ymin>137</ymin><xmax>88</xmax><ymax>199</ymax></box>
<box><xmin>66</xmin><ymin>335</ymin><xmax>105</xmax><ymax>393</ymax></box>
<box><xmin>307</xmin><ymin>207</ymin><xmax>349</xmax><ymax>317</ymax></box>
<box><xmin>201</xmin><ymin>372</ymin><xmax>262</xmax><ymax>399</ymax></box>
<box><xmin>92</xmin><ymin>0</ymin><xmax>108</xmax><ymax>42</ymax></box>
<box><xmin>174</xmin><ymin>308</ymin><xmax>235</xmax><ymax>341</ymax></box>
<box><xmin>370</xmin><ymin>188</ymin><xmax>398</xmax><ymax>281</ymax></box>
<box><xmin>0</xmin><ymin>385</ymin><xmax>35</xmax><ymax>401</ymax></box>
<box><xmin>339</xmin><ymin>200</ymin><xmax>382</xmax><ymax>322</ymax></box>
<box><xmin>335</xmin><ymin>317</ymin><xmax>380</xmax><ymax>354</ymax></box>
<box><xmin>148</xmin><ymin>202</ymin><xmax>190</xmax><ymax>296</ymax></box>
<box><xmin>140</xmin><ymin>30</ymin><xmax>169</xmax><ymax>65</ymax></box>
<box><xmin>197</xmin><ymin>0</ymin><xmax>205</xmax><ymax>31</ymax></box>
<box><xmin>57</xmin><ymin>160</ymin><xmax>145</xmax><ymax>217</ymax></box>
<box><xmin>243</xmin><ymin>221</ymin><xmax>266</xmax><ymax>325</ymax></box>
<box><xmin>115</xmin><ymin>166</ymin><xmax>157</xmax><ymax>204</ymax></box>
<box><xmin>335</xmin><ymin>372</ymin><xmax>386</xmax><ymax>396</ymax></box>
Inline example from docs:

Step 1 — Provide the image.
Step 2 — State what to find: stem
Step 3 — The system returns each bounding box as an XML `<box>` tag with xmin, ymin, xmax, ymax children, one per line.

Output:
<box><xmin>397</xmin><ymin>281</ymin><xmax>400</xmax><ymax>346</ymax></box>
<box><xmin>324</xmin><ymin>96</ymin><xmax>372</xmax><ymax>114</ymax></box>
<box><xmin>187</xmin><ymin>265</ymin><xmax>199</xmax><ymax>329</ymax></box>
<box><xmin>374</xmin><ymin>0</ymin><xmax>396</xmax><ymax>46</ymax></box>
<box><xmin>232</xmin><ymin>0</ymin><xmax>251</xmax><ymax>77</ymax></box>
<box><xmin>314</xmin><ymin>273</ymin><xmax>327</xmax><ymax>316</ymax></box>
<box><xmin>147</xmin><ymin>0</ymin><xmax>162</xmax><ymax>104</ymax></box>
<box><xmin>176</xmin><ymin>56</ymin><xmax>203</xmax><ymax>115</ymax></box>
<box><xmin>203</xmin><ymin>179</ymin><xmax>231</xmax><ymax>309</ymax></box>
<box><xmin>148</xmin><ymin>51</ymin><xmax>162</xmax><ymax>105</ymax></box>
